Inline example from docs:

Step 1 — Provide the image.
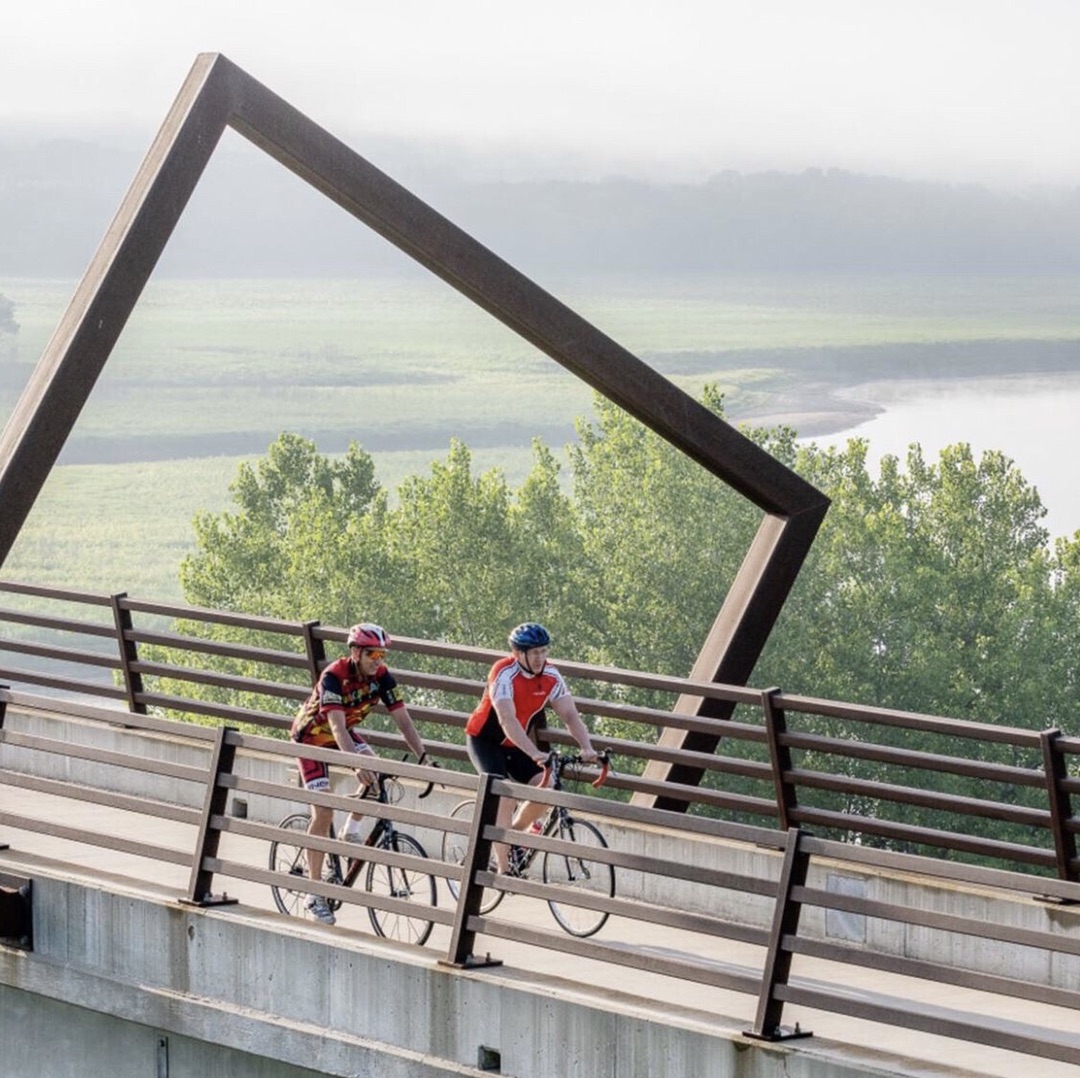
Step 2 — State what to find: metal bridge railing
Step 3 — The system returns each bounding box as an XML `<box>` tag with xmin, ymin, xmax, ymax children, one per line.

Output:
<box><xmin>2</xmin><ymin>688</ymin><xmax>1079</xmax><ymax>1065</ymax></box>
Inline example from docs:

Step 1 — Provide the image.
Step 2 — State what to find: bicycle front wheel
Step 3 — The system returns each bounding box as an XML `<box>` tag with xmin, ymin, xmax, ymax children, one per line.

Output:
<box><xmin>542</xmin><ymin>816</ymin><xmax>614</xmax><ymax>938</ymax></box>
<box><xmin>440</xmin><ymin>799</ymin><xmax>504</xmax><ymax>915</ymax></box>
<box><xmin>365</xmin><ymin>831</ymin><xmax>437</xmax><ymax>945</ymax></box>
<box><xmin>269</xmin><ymin>813</ymin><xmax>344</xmax><ymax>918</ymax></box>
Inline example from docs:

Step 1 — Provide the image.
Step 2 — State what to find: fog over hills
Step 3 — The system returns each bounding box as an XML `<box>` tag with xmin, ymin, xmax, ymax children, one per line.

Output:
<box><xmin>2</xmin><ymin>130</ymin><xmax>1079</xmax><ymax>279</ymax></box>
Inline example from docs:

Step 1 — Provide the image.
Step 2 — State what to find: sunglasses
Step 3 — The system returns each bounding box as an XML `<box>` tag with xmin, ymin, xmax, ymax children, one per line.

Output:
<box><xmin>362</xmin><ymin>648</ymin><xmax>388</xmax><ymax>661</ymax></box>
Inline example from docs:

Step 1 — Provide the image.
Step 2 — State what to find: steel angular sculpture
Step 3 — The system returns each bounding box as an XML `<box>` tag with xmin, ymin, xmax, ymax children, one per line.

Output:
<box><xmin>0</xmin><ymin>53</ymin><xmax>829</xmax><ymax>803</ymax></box>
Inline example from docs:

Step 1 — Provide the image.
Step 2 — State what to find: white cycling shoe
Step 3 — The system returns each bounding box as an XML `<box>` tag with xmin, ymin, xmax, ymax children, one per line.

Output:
<box><xmin>306</xmin><ymin>895</ymin><xmax>336</xmax><ymax>925</ymax></box>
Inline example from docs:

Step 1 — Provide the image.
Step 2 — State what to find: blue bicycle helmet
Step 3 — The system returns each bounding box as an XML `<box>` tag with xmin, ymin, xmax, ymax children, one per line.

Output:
<box><xmin>508</xmin><ymin>622</ymin><xmax>551</xmax><ymax>650</ymax></box>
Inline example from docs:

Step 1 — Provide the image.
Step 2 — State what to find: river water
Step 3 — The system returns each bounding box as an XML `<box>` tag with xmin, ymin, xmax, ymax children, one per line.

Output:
<box><xmin>803</xmin><ymin>372</ymin><xmax>1080</xmax><ymax>542</ymax></box>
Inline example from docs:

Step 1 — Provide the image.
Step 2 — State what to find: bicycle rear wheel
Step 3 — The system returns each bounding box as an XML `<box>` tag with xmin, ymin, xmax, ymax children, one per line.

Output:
<box><xmin>365</xmin><ymin>831</ymin><xmax>437</xmax><ymax>945</ymax></box>
<box><xmin>542</xmin><ymin>816</ymin><xmax>614</xmax><ymax>938</ymax></box>
<box><xmin>269</xmin><ymin>813</ymin><xmax>344</xmax><ymax>918</ymax></box>
<box><xmin>440</xmin><ymin>799</ymin><xmax>505</xmax><ymax>914</ymax></box>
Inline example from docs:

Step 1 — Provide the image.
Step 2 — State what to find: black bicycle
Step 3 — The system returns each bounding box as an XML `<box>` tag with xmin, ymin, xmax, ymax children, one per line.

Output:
<box><xmin>269</xmin><ymin>771</ymin><xmax>437</xmax><ymax>945</ymax></box>
<box><xmin>442</xmin><ymin>748</ymin><xmax>614</xmax><ymax>937</ymax></box>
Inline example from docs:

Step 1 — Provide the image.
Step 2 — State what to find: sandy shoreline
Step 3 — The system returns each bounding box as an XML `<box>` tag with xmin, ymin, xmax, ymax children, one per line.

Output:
<box><xmin>734</xmin><ymin>369</ymin><xmax>1080</xmax><ymax>440</ymax></box>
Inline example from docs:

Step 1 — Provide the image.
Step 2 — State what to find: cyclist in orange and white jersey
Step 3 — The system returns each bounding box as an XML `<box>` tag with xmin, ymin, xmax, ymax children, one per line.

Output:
<box><xmin>465</xmin><ymin>621</ymin><xmax>597</xmax><ymax>873</ymax></box>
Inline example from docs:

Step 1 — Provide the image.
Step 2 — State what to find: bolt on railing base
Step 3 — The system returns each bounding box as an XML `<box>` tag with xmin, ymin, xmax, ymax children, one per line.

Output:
<box><xmin>179</xmin><ymin>893</ymin><xmax>239</xmax><ymax>908</ymax></box>
<box><xmin>439</xmin><ymin>953</ymin><xmax>504</xmax><ymax>971</ymax></box>
<box><xmin>743</xmin><ymin>1023</ymin><xmax>813</xmax><ymax>1042</ymax></box>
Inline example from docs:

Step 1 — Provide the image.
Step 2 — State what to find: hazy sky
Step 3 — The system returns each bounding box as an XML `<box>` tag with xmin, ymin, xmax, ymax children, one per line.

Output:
<box><xmin>5</xmin><ymin>0</ymin><xmax>1079</xmax><ymax>187</ymax></box>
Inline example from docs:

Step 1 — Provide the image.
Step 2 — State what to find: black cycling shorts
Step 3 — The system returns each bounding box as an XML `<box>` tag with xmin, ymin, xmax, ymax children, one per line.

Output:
<box><xmin>466</xmin><ymin>735</ymin><xmax>542</xmax><ymax>785</ymax></box>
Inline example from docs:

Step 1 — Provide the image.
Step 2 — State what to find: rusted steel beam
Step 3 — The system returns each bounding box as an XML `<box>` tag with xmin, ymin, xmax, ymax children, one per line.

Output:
<box><xmin>0</xmin><ymin>54</ymin><xmax>231</xmax><ymax>563</ymax></box>
<box><xmin>0</xmin><ymin>54</ymin><xmax>829</xmax><ymax>815</ymax></box>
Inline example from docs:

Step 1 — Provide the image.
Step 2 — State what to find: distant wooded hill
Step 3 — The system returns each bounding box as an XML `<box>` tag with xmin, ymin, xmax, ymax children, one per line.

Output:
<box><xmin>2</xmin><ymin>132</ymin><xmax>1078</xmax><ymax>277</ymax></box>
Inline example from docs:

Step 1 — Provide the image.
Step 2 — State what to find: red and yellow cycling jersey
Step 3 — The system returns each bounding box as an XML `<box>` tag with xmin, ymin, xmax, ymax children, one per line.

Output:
<box><xmin>290</xmin><ymin>655</ymin><xmax>405</xmax><ymax>747</ymax></box>
<box><xmin>465</xmin><ymin>654</ymin><xmax>571</xmax><ymax>745</ymax></box>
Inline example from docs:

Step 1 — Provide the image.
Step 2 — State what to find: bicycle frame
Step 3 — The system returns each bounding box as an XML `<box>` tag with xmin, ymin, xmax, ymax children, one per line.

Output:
<box><xmin>337</xmin><ymin>776</ymin><xmax>397</xmax><ymax>885</ymax></box>
<box><xmin>513</xmin><ymin>750</ymin><xmax>610</xmax><ymax>874</ymax></box>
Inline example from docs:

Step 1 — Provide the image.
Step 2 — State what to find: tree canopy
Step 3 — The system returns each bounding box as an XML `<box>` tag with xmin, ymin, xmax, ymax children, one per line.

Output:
<box><xmin>179</xmin><ymin>390</ymin><xmax>1080</xmax><ymax>740</ymax></box>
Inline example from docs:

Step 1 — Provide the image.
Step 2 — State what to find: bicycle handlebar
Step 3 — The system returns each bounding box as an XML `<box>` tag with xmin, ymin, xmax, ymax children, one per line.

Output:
<box><xmin>540</xmin><ymin>748</ymin><xmax>611</xmax><ymax>789</ymax></box>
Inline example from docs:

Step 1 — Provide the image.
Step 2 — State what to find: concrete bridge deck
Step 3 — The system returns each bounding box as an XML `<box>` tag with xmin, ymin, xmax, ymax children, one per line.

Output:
<box><xmin>2</xmin><ymin>781</ymin><xmax>1077</xmax><ymax>1078</ymax></box>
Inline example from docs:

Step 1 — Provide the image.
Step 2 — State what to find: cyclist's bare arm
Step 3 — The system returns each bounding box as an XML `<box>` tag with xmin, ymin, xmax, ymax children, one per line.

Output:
<box><xmin>550</xmin><ymin>695</ymin><xmax>598</xmax><ymax>761</ymax></box>
<box><xmin>390</xmin><ymin>703</ymin><xmax>427</xmax><ymax>762</ymax></box>
<box><xmin>493</xmin><ymin>696</ymin><xmax>546</xmax><ymax>766</ymax></box>
<box><xmin>327</xmin><ymin>708</ymin><xmax>377</xmax><ymax>788</ymax></box>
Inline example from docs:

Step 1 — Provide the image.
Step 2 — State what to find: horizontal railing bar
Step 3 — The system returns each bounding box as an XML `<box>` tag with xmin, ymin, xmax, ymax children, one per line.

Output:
<box><xmin>481</xmin><ymin>825</ymin><xmax>776</xmax><ymax>898</ymax></box>
<box><xmin>0</xmin><ymin>580</ymin><xmax>114</xmax><ymax>606</ymax></box>
<box><xmin>595</xmin><ymin>735</ymin><xmax>773</xmax><ymax>780</ymax></box>
<box><xmin>470</xmin><ymin>916</ymin><xmax>762</xmax><ymax>996</ymax></box>
<box><xmin>0</xmin><ymin>769</ymin><xmax>203</xmax><ymax>825</ymax></box>
<box><xmin>208</xmin><ymin>815</ymin><xmax>456</xmax><ymax>880</ymax></box>
<box><xmin>786</xmin><ymin>935</ymin><xmax>1080</xmax><ymax>1010</ymax></box>
<box><xmin>780</xmin><ymin>730</ymin><xmax>1045</xmax><ymax>786</ymax></box>
<box><xmin>774</xmin><ymin>692</ymin><xmax>1042</xmax><ymax>747</ymax></box>
<box><xmin>785</xmin><ymin>767</ymin><xmax>1051</xmax><ymax>827</ymax></box>
<box><xmin>789</xmin><ymin>805</ymin><xmax>1057</xmax><ymax>867</ymax></box>
<box><xmin>125</xmin><ymin>627</ymin><xmax>311</xmax><ymax>668</ymax></box>
<box><xmin>0</xmin><ymin>638</ymin><xmax>122</xmax><ymax>670</ymax></box>
<box><xmin>0</xmin><ymin>667</ymin><xmax>128</xmax><ymax>699</ymax></box>
<box><xmin>772</xmin><ymin>982</ymin><xmax>1080</xmax><ymax>1063</ymax></box>
<box><xmin>0</xmin><ymin>606</ymin><xmax>116</xmax><ymax>637</ymax></box>
<box><xmin>118</xmin><ymin>596</ymin><xmax>308</xmax><ymax>634</ymax></box>
<box><xmin>130</xmin><ymin>660</ymin><xmax>309</xmax><ymax>701</ymax></box>
<box><xmin>221</xmin><ymin>856</ymin><xmax>458</xmax><ymax>926</ymax></box>
<box><xmin>791</xmin><ymin>885</ymin><xmax>1080</xmax><ymax>955</ymax></box>
<box><xmin>802</xmin><ymin>832</ymin><xmax>1080</xmax><ymax>902</ymax></box>
<box><xmin>0</xmin><ymin>689</ymin><xmax>222</xmax><ymax>741</ymax></box>
<box><xmin>576</xmin><ymin>698</ymin><xmax>769</xmax><ymax>742</ymax></box>
<box><xmin>0</xmin><ymin>730</ymin><xmax>209</xmax><ymax>783</ymax></box>
<box><xmin>0</xmin><ymin>810</ymin><xmax>193</xmax><ymax>866</ymax></box>
<box><xmin>132</xmin><ymin>691</ymin><xmax>292</xmax><ymax>728</ymax></box>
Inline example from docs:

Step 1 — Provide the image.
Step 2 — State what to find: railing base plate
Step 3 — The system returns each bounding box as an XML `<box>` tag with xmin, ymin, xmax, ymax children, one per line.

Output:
<box><xmin>439</xmin><ymin>954</ymin><xmax>504</xmax><ymax>970</ymax></box>
<box><xmin>179</xmin><ymin>894</ymin><xmax>239</xmax><ymax>908</ymax></box>
<box><xmin>743</xmin><ymin>1025</ymin><xmax>813</xmax><ymax>1042</ymax></box>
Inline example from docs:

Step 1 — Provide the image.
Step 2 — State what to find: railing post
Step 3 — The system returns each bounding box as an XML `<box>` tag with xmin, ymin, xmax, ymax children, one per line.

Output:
<box><xmin>762</xmin><ymin>687</ymin><xmax>798</xmax><ymax>831</ymax></box>
<box><xmin>182</xmin><ymin>725</ymin><xmax>239</xmax><ymax>907</ymax></box>
<box><xmin>300</xmin><ymin>620</ymin><xmax>325</xmax><ymax>684</ymax></box>
<box><xmin>745</xmin><ymin>827</ymin><xmax>814</xmax><ymax>1042</ymax></box>
<box><xmin>110</xmin><ymin>592</ymin><xmax>146</xmax><ymax>713</ymax></box>
<box><xmin>1041</xmin><ymin>728</ymin><xmax>1079</xmax><ymax>885</ymax></box>
<box><xmin>440</xmin><ymin>772</ymin><xmax>503</xmax><ymax>970</ymax></box>
<box><xmin>0</xmin><ymin>687</ymin><xmax>8</xmax><ymax>851</ymax></box>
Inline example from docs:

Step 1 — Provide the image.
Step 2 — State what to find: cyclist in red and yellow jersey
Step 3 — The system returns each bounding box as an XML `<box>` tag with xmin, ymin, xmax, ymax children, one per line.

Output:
<box><xmin>290</xmin><ymin>622</ymin><xmax>428</xmax><ymax>923</ymax></box>
<box><xmin>465</xmin><ymin>621</ymin><xmax>597</xmax><ymax>874</ymax></box>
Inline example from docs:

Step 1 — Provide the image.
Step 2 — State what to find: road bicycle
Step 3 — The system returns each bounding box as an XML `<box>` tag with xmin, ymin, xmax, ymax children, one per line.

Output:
<box><xmin>442</xmin><ymin>748</ymin><xmax>614</xmax><ymax>938</ymax></box>
<box><xmin>269</xmin><ymin>770</ymin><xmax>437</xmax><ymax>945</ymax></box>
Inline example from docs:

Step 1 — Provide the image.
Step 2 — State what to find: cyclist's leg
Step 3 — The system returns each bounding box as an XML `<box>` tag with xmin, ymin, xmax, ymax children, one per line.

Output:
<box><xmin>508</xmin><ymin>709</ymin><xmax>550</xmax><ymax>835</ymax></box>
<box><xmin>340</xmin><ymin>733</ymin><xmax>377</xmax><ymax>840</ymax></box>
<box><xmin>501</xmin><ymin>748</ymin><xmax>546</xmax><ymax>871</ymax></box>
<box><xmin>467</xmin><ymin>736</ymin><xmax>518</xmax><ymax>873</ymax></box>
<box><xmin>297</xmin><ymin>756</ymin><xmax>332</xmax><ymax>883</ymax></box>
<box><xmin>295</xmin><ymin>756</ymin><xmax>338</xmax><ymax>924</ymax></box>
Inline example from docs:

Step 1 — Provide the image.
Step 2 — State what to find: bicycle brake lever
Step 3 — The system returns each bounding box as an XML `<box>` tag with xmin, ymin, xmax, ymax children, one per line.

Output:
<box><xmin>591</xmin><ymin>752</ymin><xmax>611</xmax><ymax>787</ymax></box>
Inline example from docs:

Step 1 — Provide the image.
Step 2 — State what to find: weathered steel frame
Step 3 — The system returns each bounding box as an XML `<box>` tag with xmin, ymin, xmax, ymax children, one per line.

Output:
<box><xmin>0</xmin><ymin>53</ymin><xmax>829</xmax><ymax>806</ymax></box>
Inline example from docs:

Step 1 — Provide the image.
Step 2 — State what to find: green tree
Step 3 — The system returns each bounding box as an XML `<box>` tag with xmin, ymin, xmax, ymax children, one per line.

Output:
<box><xmin>180</xmin><ymin>432</ymin><xmax>382</xmax><ymax>620</ymax></box>
<box><xmin>568</xmin><ymin>387</ymin><xmax>765</xmax><ymax>682</ymax></box>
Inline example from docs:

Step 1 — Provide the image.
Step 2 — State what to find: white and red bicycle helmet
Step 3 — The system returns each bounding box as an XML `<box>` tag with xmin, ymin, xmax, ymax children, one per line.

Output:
<box><xmin>347</xmin><ymin>622</ymin><xmax>390</xmax><ymax>649</ymax></box>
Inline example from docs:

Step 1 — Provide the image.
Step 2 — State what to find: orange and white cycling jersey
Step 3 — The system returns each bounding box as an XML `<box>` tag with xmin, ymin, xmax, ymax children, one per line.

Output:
<box><xmin>465</xmin><ymin>654</ymin><xmax>571</xmax><ymax>745</ymax></box>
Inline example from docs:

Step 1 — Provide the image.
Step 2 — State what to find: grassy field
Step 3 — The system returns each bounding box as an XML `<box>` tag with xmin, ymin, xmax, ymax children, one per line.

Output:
<box><xmin>2</xmin><ymin>272</ymin><xmax>1079</xmax><ymax>601</ymax></box>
